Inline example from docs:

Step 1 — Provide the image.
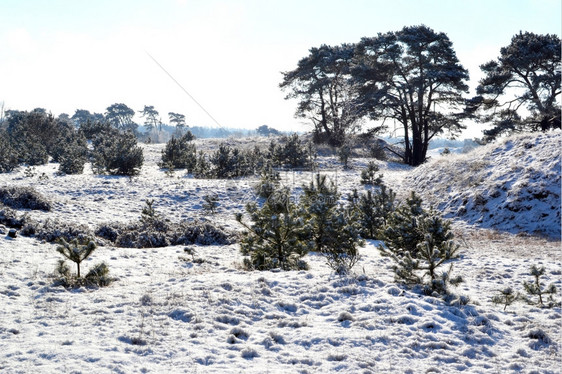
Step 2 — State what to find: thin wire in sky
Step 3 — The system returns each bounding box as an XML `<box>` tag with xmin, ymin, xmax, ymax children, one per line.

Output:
<box><xmin>145</xmin><ymin>51</ymin><xmax>224</xmax><ymax>129</ymax></box>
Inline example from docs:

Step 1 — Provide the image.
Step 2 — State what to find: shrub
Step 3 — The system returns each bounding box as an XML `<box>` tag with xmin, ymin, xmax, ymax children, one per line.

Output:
<box><xmin>159</xmin><ymin>132</ymin><xmax>197</xmax><ymax>171</ymax></box>
<box><xmin>0</xmin><ymin>186</ymin><xmax>52</xmax><ymax>211</ymax></box>
<box><xmin>5</xmin><ymin>110</ymin><xmax>55</xmax><ymax>166</ymax></box>
<box><xmin>301</xmin><ymin>174</ymin><xmax>364</xmax><ymax>274</ymax></box>
<box><xmin>0</xmin><ymin>204</ymin><xmax>29</xmax><ymax>228</ymax></box>
<box><xmin>338</xmin><ymin>143</ymin><xmax>352</xmax><ymax>169</ymax></box>
<box><xmin>56</xmin><ymin>131</ymin><xmax>88</xmax><ymax>175</ymax></box>
<box><xmin>271</xmin><ymin>134</ymin><xmax>311</xmax><ymax>169</ymax></box>
<box><xmin>22</xmin><ymin>218</ymin><xmax>93</xmax><ymax>243</ymax></box>
<box><xmin>254</xmin><ymin>167</ymin><xmax>281</xmax><ymax>199</ymax></box>
<box><xmin>0</xmin><ymin>134</ymin><xmax>19</xmax><ymax>173</ymax></box>
<box><xmin>347</xmin><ymin>185</ymin><xmax>396</xmax><ymax>239</ymax></box>
<box><xmin>369</xmin><ymin>141</ymin><xmax>388</xmax><ymax>160</ymax></box>
<box><xmin>92</xmin><ymin>129</ymin><xmax>144</xmax><ymax>176</ymax></box>
<box><xmin>360</xmin><ymin>161</ymin><xmax>383</xmax><ymax>186</ymax></box>
<box><xmin>378</xmin><ymin>192</ymin><xmax>462</xmax><ymax>294</ymax></box>
<box><xmin>236</xmin><ymin>187</ymin><xmax>312</xmax><ymax>271</ymax></box>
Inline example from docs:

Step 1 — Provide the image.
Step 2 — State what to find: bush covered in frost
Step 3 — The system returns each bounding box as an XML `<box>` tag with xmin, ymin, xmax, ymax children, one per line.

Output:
<box><xmin>0</xmin><ymin>186</ymin><xmax>52</xmax><ymax>211</ymax></box>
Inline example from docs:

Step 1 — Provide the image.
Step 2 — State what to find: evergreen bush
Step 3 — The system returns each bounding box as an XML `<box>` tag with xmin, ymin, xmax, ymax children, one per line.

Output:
<box><xmin>0</xmin><ymin>186</ymin><xmax>52</xmax><ymax>211</ymax></box>
<box><xmin>92</xmin><ymin>129</ymin><xmax>144</xmax><ymax>176</ymax></box>
<box><xmin>0</xmin><ymin>135</ymin><xmax>19</xmax><ymax>173</ymax></box>
<box><xmin>360</xmin><ymin>161</ymin><xmax>383</xmax><ymax>186</ymax></box>
<box><xmin>347</xmin><ymin>185</ymin><xmax>396</xmax><ymax>239</ymax></box>
<box><xmin>378</xmin><ymin>192</ymin><xmax>462</xmax><ymax>294</ymax></box>
<box><xmin>301</xmin><ymin>174</ymin><xmax>364</xmax><ymax>274</ymax></box>
<box><xmin>159</xmin><ymin>132</ymin><xmax>197</xmax><ymax>171</ymax></box>
<box><xmin>254</xmin><ymin>167</ymin><xmax>281</xmax><ymax>199</ymax></box>
<box><xmin>236</xmin><ymin>187</ymin><xmax>312</xmax><ymax>271</ymax></box>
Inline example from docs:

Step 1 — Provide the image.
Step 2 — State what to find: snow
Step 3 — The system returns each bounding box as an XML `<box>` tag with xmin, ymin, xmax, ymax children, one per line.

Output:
<box><xmin>0</xmin><ymin>133</ymin><xmax>560</xmax><ymax>373</ymax></box>
<box><xmin>407</xmin><ymin>131</ymin><xmax>561</xmax><ymax>239</ymax></box>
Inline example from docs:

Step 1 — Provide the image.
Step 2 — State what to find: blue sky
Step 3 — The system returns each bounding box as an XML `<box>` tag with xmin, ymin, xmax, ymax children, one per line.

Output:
<box><xmin>0</xmin><ymin>0</ymin><xmax>560</xmax><ymax>138</ymax></box>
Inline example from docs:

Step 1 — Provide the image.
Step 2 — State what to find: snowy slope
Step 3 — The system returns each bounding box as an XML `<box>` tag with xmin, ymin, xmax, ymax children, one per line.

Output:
<box><xmin>405</xmin><ymin>131</ymin><xmax>561</xmax><ymax>239</ymax></box>
<box><xmin>0</xmin><ymin>136</ymin><xmax>560</xmax><ymax>373</ymax></box>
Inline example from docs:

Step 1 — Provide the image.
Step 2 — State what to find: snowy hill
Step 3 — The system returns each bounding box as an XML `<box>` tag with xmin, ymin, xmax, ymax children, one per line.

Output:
<box><xmin>406</xmin><ymin>131</ymin><xmax>561</xmax><ymax>239</ymax></box>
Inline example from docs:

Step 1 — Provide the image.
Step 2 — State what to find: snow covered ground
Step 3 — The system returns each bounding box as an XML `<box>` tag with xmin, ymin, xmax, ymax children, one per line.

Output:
<box><xmin>0</xmin><ymin>133</ymin><xmax>560</xmax><ymax>373</ymax></box>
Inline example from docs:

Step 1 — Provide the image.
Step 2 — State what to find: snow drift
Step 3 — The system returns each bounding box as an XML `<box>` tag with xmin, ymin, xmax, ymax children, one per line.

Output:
<box><xmin>406</xmin><ymin>131</ymin><xmax>561</xmax><ymax>239</ymax></box>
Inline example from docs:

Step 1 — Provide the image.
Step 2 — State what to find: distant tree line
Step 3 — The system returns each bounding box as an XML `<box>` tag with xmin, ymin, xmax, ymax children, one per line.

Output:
<box><xmin>281</xmin><ymin>26</ymin><xmax>560</xmax><ymax>165</ymax></box>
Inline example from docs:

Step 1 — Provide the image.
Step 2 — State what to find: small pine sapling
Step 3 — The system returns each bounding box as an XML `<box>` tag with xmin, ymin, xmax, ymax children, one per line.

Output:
<box><xmin>523</xmin><ymin>265</ymin><xmax>558</xmax><ymax>307</ymax></box>
<box><xmin>360</xmin><ymin>161</ymin><xmax>383</xmax><ymax>186</ymax></box>
<box><xmin>202</xmin><ymin>194</ymin><xmax>219</xmax><ymax>214</ymax></box>
<box><xmin>379</xmin><ymin>193</ymin><xmax>462</xmax><ymax>294</ymax></box>
<box><xmin>301</xmin><ymin>174</ymin><xmax>364</xmax><ymax>274</ymax></box>
<box><xmin>56</xmin><ymin>238</ymin><xmax>97</xmax><ymax>278</ymax></box>
<box><xmin>141</xmin><ymin>199</ymin><xmax>158</xmax><ymax>225</ymax></box>
<box><xmin>254</xmin><ymin>167</ymin><xmax>281</xmax><ymax>199</ymax></box>
<box><xmin>492</xmin><ymin>287</ymin><xmax>518</xmax><ymax>311</ymax></box>
<box><xmin>338</xmin><ymin>143</ymin><xmax>352</xmax><ymax>169</ymax></box>
<box><xmin>236</xmin><ymin>187</ymin><xmax>312</xmax><ymax>271</ymax></box>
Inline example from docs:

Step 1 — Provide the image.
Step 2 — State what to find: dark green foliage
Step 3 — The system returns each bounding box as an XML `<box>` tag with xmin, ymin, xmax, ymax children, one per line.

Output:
<box><xmin>0</xmin><ymin>134</ymin><xmax>19</xmax><ymax>173</ymax></box>
<box><xmin>473</xmin><ymin>32</ymin><xmax>561</xmax><ymax>141</ymax></box>
<box><xmin>56</xmin><ymin>131</ymin><xmax>88</xmax><ymax>175</ymax></box>
<box><xmin>193</xmin><ymin>151</ymin><xmax>212</xmax><ymax>178</ymax></box>
<box><xmin>270</xmin><ymin>134</ymin><xmax>311</xmax><ymax>169</ymax></box>
<box><xmin>56</xmin><ymin>238</ymin><xmax>97</xmax><ymax>278</ymax></box>
<box><xmin>348</xmin><ymin>185</ymin><xmax>396</xmax><ymax>239</ymax></box>
<box><xmin>523</xmin><ymin>265</ymin><xmax>558</xmax><ymax>307</ymax></box>
<box><xmin>140</xmin><ymin>199</ymin><xmax>159</xmax><ymax>226</ymax></box>
<box><xmin>236</xmin><ymin>187</ymin><xmax>312</xmax><ymax>271</ymax></box>
<box><xmin>354</xmin><ymin>26</ymin><xmax>469</xmax><ymax>166</ymax></box>
<box><xmin>55</xmin><ymin>259</ymin><xmax>113</xmax><ymax>288</ymax></box>
<box><xmin>5</xmin><ymin>110</ymin><xmax>54</xmax><ymax>165</ymax></box>
<box><xmin>280</xmin><ymin>44</ymin><xmax>362</xmax><ymax>147</ymax></box>
<box><xmin>159</xmin><ymin>132</ymin><xmax>197</xmax><ymax>171</ymax></box>
<box><xmin>379</xmin><ymin>192</ymin><xmax>462</xmax><ymax>294</ymax></box>
<box><xmin>379</xmin><ymin>192</ymin><xmax>426</xmax><ymax>256</ymax></box>
<box><xmin>301</xmin><ymin>174</ymin><xmax>364</xmax><ymax>274</ymax></box>
<box><xmin>84</xmin><ymin>262</ymin><xmax>113</xmax><ymax>287</ymax></box>
<box><xmin>78</xmin><ymin>120</ymin><xmax>112</xmax><ymax>140</ymax></box>
<box><xmin>369</xmin><ymin>141</ymin><xmax>387</xmax><ymax>160</ymax></box>
<box><xmin>92</xmin><ymin>129</ymin><xmax>144</xmax><ymax>176</ymax></box>
<box><xmin>211</xmin><ymin>143</ymin><xmax>245</xmax><ymax>178</ymax></box>
<box><xmin>360</xmin><ymin>161</ymin><xmax>383</xmax><ymax>186</ymax></box>
<box><xmin>254</xmin><ymin>168</ymin><xmax>281</xmax><ymax>199</ymax></box>
<box><xmin>0</xmin><ymin>186</ymin><xmax>52</xmax><ymax>211</ymax></box>
<box><xmin>492</xmin><ymin>287</ymin><xmax>518</xmax><ymax>311</ymax></box>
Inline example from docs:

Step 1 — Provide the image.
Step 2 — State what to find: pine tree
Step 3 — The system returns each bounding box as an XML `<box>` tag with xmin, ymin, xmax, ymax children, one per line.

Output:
<box><xmin>254</xmin><ymin>167</ymin><xmax>281</xmax><ymax>199</ymax></box>
<box><xmin>379</xmin><ymin>192</ymin><xmax>462</xmax><ymax>294</ymax></box>
<box><xmin>159</xmin><ymin>132</ymin><xmax>197</xmax><ymax>171</ymax></box>
<box><xmin>301</xmin><ymin>174</ymin><xmax>364</xmax><ymax>274</ymax></box>
<box><xmin>523</xmin><ymin>265</ymin><xmax>558</xmax><ymax>307</ymax></box>
<box><xmin>348</xmin><ymin>185</ymin><xmax>396</xmax><ymax>239</ymax></box>
<box><xmin>492</xmin><ymin>287</ymin><xmax>518</xmax><ymax>311</ymax></box>
<box><xmin>56</xmin><ymin>238</ymin><xmax>97</xmax><ymax>278</ymax></box>
<box><xmin>379</xmin><ymin>191</ymin><xmax>426</xmax><ymax>256</ymax></box>
<box><xmin>236</xmin><ymin>187</ymin><xmax>312</xmax><ymax>271</ymax></box>
<box><xmin>360</xmin><ymin>161</ymin><xmax>383</xmax><ymax>186</ymax></box>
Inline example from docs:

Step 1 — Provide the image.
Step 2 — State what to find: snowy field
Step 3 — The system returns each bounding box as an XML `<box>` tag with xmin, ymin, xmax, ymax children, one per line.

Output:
<box><xmin>0</xmin><ymin>133</ymin><xmax>560</xmax><ymax>373</ymax></box>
